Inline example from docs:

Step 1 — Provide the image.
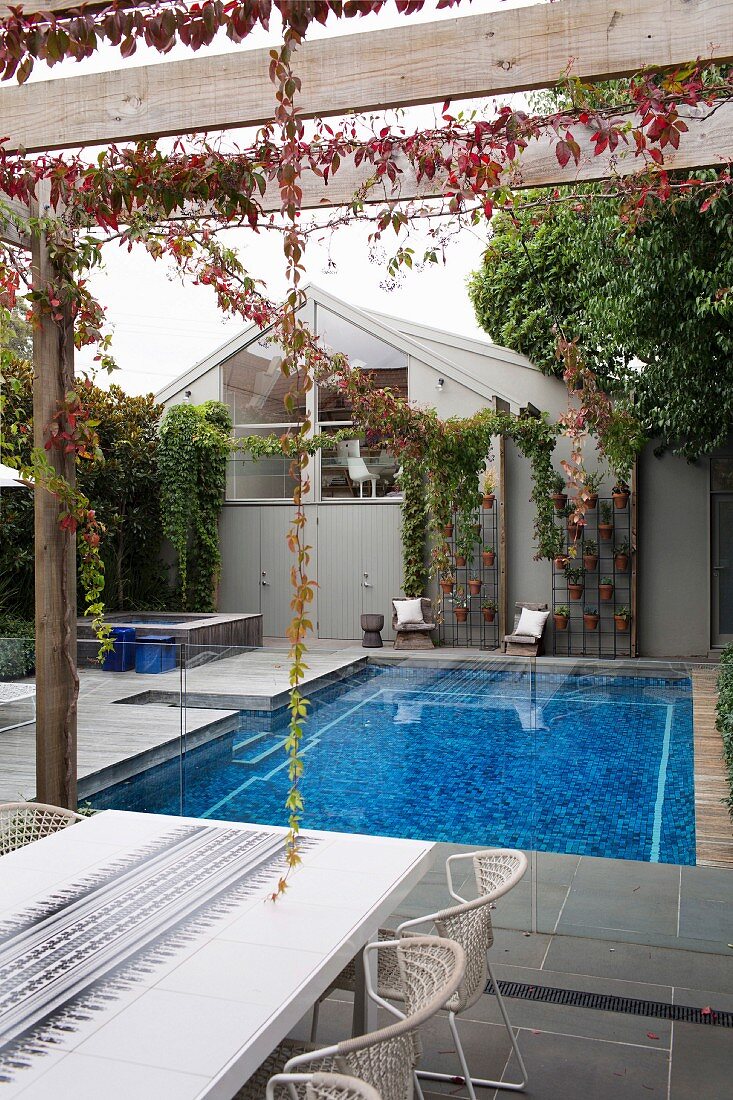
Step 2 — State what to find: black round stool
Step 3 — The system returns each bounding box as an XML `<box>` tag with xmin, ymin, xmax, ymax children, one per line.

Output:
<box><xmin>361</xmin><ymin>613</ymin><xmax>384</xmax><ymax>648</ymax></box>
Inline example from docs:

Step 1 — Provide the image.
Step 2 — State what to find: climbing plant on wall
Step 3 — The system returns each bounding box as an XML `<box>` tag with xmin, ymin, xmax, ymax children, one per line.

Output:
<box><xmin>158</xmin><ymin>400</ymin><xmax>232</xmax><ymax>612</ymax></box>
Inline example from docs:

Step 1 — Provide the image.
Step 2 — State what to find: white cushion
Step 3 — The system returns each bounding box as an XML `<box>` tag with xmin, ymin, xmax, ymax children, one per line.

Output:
<box><xmin>394</xmin><ymin>598</ymin><xmax>425</xmax><ymax>626</ymax></box>
<box><xmin>515</xmin><ymin>607</ymin><xmax>549</xmax><ymax>639</ymax></box>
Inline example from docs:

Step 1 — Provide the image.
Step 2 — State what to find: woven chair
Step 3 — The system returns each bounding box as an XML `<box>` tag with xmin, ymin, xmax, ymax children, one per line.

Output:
<box><xmin>313</xmin><ymin>849</ymin><xmax>528</xmax><ymax>1097</ymax></box>
<box><xmin>266</xmin><ymin>1072</ymin><xmax>382</xmax><ymax>1100</ymax></box>
<box><xmin>236</xmin><ymin>935</ymin><xmax>466</xmax><ymax>1100</ymax></box>
<box><xmin>0</xmin><ymin>802</ymin><xmax>84</xmax><ymax>856</ymax></box>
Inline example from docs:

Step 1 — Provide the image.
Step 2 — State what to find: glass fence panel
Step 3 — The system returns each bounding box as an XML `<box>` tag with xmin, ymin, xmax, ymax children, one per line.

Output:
<box><xmin>78</xmin><ymin>635</ymin><xmax>184</xmax><ymax>816</ymax></box>
<box><xmin>0</xmin><ymin>634</ymin><xmax>37</xmax><ymax>804</ymax></box>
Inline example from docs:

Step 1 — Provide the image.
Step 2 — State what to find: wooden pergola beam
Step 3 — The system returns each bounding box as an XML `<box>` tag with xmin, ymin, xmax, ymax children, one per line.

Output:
<box><xmin>254</xmin><ymin>104</ymin><xmax>733</xmax><ymax>212</ymax></box>
<box><xmin>0</xmin><ymin>0</ymin><xmax>731</xmax><ymax>153</ymax></box>
<box><xmin>0</xmin><ymin>197</ymin><xmax>32</xmax><ymax>247</ymax></box>
<box><xmin>3</xmin><ymin>101</ymin><xmax>731</xmax><ymax>244</ymax></box>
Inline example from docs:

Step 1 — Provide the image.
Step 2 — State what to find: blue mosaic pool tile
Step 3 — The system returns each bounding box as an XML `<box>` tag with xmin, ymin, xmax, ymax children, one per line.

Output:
<box><xmin>91</xmin><ymin>665</ymin><xmax>696</xmax><ymax>865</ymax></box>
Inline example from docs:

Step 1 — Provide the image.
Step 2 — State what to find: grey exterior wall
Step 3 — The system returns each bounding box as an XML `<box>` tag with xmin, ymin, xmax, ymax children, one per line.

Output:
<box><xmin>638</xmin><ymin>446</ymin><xmax>709</xmax><ymax>658</ymax></box>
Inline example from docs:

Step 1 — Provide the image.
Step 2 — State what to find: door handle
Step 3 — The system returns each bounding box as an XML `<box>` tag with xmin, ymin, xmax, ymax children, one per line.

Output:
<box><xmin>261</xmin><ymin>572</ymin><xmax>269</xmax><ymax>586</ymax></box>
<box><xmin>363</xmin><ymin>571</ymin><xmax>372</xmax><ymax>588</ymax></box>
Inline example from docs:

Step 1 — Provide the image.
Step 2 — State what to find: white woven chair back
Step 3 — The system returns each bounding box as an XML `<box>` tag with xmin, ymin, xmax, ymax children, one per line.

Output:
<box><xmin>267</xmin><ymin>1072</ymin><xmax>382</xmax><ymax>1100</ymax></box>
<box><xmin>0</xmin><ymin>802</ymin><xmax>84</xmax><ymax>856</ymax></box>
<box><xmin>336</xmin><ymin>936</ymin><xmax>465</xmax><ymax>1100</ymax></box>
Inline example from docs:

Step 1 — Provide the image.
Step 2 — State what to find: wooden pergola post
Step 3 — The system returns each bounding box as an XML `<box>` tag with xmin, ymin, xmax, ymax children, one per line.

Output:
<box><xmin>30</xmin><ymin>183</ymin><xmax>78</xmax><ymax>809</ymax></box>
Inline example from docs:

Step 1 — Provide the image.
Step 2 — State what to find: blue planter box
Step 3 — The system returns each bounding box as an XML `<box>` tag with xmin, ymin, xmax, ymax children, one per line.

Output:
<box><xmin>102</xmin><ymin>627</ymin><xmax>136</xmax><ymax>672</ymax></box>
<box><xmin>135</xmin><ymin>634</ymin><xmax>177</xmax><ymax>674</ymax></box>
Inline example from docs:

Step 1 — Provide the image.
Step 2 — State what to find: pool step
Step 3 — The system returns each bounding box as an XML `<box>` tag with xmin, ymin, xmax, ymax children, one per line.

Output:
<box><xmin>232</xmin><ymin>731</ymin><xmax>287</xmax><ymax>766</ymax></box>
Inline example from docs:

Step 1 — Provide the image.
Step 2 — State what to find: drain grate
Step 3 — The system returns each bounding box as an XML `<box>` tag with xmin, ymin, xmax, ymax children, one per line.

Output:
<box><xmin>487</xmin><ymin>980</ymin><xmax>733</xmax><ymax>1027</ymax></box>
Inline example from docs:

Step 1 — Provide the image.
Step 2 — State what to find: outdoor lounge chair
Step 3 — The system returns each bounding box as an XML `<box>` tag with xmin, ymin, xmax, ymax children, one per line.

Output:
<box><xmin>392</xmin><ymin>597</ymin><xmax>435</xmax><ymax>651</ymax></box>
<box><xmin>313</xmin><ymin>849</ymin><xmax>528</xmax><ymax>1097</ymax></box>
<box><xmin>266</xmin><ymin>1072</ymin><xmax>382</xmax><ymax>1100</ymax></box>
<box><xmin>237</xmin><ymin>935</ymin><xmax>465</xmax><ymax>1100</ymax></box>
<box><xmin>0</xmin><ymin>681</ymin><xmax>36</xmax><ymax>734</ymax></box>
<box><xmin>0</xmin><ymin>801</ymin><xmax>84</xmax><ymax>855</ymax></box>
<box><xmin>502</xmin><ymin>602</ymin><xmax>549</xmax><ymax>657</ymax></box>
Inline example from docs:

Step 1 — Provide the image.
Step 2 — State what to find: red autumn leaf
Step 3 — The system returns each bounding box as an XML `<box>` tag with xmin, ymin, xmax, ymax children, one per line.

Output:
<box><xmin>646</xmin><ymin>1032</ymin><xmax>660</xmax><ymax>1040</ymax></box>
<box><xmin>555</xmin><ymin>140</ymin><xmax>572</xmax><ymax>168</ymax></box>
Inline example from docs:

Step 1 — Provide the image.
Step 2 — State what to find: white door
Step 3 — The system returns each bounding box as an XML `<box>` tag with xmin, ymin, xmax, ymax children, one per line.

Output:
<box><xmin>259</xmin><ymin>507</ymin><xmax>299</xmax><ymax>638</ymax></box>
<box><xmin>218</xmin><ymin>506</ymin><xmax>261</xmax><ymax>616</ymax></box>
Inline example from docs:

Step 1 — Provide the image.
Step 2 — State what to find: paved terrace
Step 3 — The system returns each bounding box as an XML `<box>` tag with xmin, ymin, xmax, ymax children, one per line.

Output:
<box><xmin>300</xmin><ymin>844</ymin><xmax>733</xmax><ymax>1100</ymax></box>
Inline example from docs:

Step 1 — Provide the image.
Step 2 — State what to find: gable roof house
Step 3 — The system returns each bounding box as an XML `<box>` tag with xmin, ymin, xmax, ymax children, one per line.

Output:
<box><xmin>159</xmin><ymin>286</ymin><xmax>719</xmax><ymax>658</ymax></box>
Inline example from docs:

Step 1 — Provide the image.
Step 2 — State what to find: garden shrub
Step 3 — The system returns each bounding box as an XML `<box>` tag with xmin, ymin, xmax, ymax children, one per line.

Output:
<box><xmin>716</xmin><ymin>643</ymin><xmax>733</xmax><ymax>819</ymax></box>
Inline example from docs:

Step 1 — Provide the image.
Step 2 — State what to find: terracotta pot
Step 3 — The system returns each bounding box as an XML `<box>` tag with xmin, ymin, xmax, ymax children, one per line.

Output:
<box><xmin>455</xmin><ymin>554</ymin><xmax>467</xmax><ymax>567</ymax></box>
<box><xmin>567</xmin><ymin>522</ymin><xmax>581</xmax><ymax>542</ymax></box>
<box><xmin>598</xmin><ymin>523</ymin><xmax>613</xmax><ymax>541</ymax></box>
<box><xmin>482</xmin><ymin>609</ymin><xmax>496</xmax><ymax>623</ymax></box>
<box><xmin>455</xmin><ymin>608</ymin><xmax>468</xmax><ymax>622</ymax></box>
<box><xmin>442</xmin><ymin>523</ymin><xmax>454</xmax><ymax>537</ymax></box>
<box><xmin>568</xmin><ymin>583</ymin><xmax>584</xmax><ymax>600</ymax></box>
<box><xmin>614</xmin><ymin>616</ymin><xmax>630</xmax><ymax>631</ymax></box>
<box><xmin>614</xmin><ymin>553</ymin><xmax>629</xmax><ymax>572</ymax></box>
<box><xmin>599</xmin><ymin>584</ymin><xmax>614</xmax><ymax>601</ymax></box>
<box><xmin>439</xmin><ymin>581</ymin><xmax>454</xmax><ymax>595</ymax></box>
<box><xmin>583</xmin><ymin>613</ymin><xmax>599</xmax><ymax>630</ymax></box>
<box><xmin>583</xmin><ymin>554</ymin><xmax>598</xmax><ymax>572</ymax></box>
<box><xmin>586</xmin><ymin>493</ymin><xmax>598</xmax><ymax>509</ymax></box>
<box><xmin>468</xmin><ymin>580</ymin><xmax>482</xmax><ymax>596</ymax></box>
<box><xmin>554</xmin><ymin>555</ymin><xmax>568</xmax><ymax>571</ymax></box>
<box><xmin>551</xmin><ymin>492</ymin><xmax>567</xmax><ymax>513</ymax></box>
<box><xmin>612</xmin><ymin>491</ymin><xmax>629</xmax><ymax>509</ymax></box>
<box><xmin>482</xmin><ymin>494</ymin><xmax>495</xmax><ymax>510</ymax></box>
<box><xmin>482</xmin><ymin>551</ymin><xmax>496</xmax><ymax>567</ymax></box>
<box><xmin>553</xmin><ymin>614</ymin><xmax>569</xmax><ymax>630</ymax></box>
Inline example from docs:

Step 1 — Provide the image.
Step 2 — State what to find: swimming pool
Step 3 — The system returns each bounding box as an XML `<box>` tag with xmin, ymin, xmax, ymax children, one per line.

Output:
<box><xmin>90</xmin><ymin>664</ymin><xmax>696</xmax><ymax>864</ymax></box>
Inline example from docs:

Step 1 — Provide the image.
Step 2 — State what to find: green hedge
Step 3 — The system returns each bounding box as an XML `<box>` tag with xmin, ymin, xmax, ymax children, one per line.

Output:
<box><xmin>716</xmin><ymin>643</ymin><xmax>733</xmax><ymax>819</ymax></box>
<box><xmin>0</xmin><ymin>617</ymin><xmax>35</xmax><ymax>678</ymax></box>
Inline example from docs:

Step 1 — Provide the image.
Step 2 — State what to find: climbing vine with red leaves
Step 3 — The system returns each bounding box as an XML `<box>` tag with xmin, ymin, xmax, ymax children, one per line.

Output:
<box><xmin>1</xmin><ymin>0</ymin><xmax>731</xmax><ymax>857</ymax></box>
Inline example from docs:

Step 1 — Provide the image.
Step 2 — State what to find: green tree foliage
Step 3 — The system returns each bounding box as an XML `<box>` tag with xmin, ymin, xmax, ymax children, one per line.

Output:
<box><xmin>1</xmin><ymin>356</ymin><xmax>170</xmax><ymax>618</ymax></box>
<box><xmin>158</xmin><ymin>401</ymin><xmax>232</xmax><ymax>611</ymax></box>
<box><xmin>468</xmin><ymin>181</ymin><xmax>733</xmax><ymax>459</ymax></box>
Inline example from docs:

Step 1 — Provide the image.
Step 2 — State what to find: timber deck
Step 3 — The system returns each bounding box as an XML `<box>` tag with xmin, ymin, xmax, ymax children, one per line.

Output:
<box><xmin>691</xmin><ymin>666</ymin><xmax>733</xmax><ymax>867</ymax></box>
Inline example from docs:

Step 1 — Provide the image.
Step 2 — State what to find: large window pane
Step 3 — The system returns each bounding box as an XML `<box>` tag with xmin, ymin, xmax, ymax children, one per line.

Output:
<box><xmin>316</xmin><ymin>306</ymin><xmax>408</xmax><ymax>422</ymax></box>
<box><xmin>227</xmin><ymin>427</ymin><xmax>299</xmax><ymax>500</ymax></box>
<box><xmin>319</xmin><ymin>428</ymin><xmax>401</xmax><ymax>500</ymax></box>
<box><xmin>223</xmin><ymin>335</ymin><xmax>307</xmax><ymax>425</ymax></box>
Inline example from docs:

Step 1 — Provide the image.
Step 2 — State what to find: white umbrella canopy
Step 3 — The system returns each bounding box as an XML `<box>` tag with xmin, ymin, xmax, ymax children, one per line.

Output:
<box><xmin>0</xmin><ymin>462</ymin><xmax>32</xmax><ymax>488</ymax></box>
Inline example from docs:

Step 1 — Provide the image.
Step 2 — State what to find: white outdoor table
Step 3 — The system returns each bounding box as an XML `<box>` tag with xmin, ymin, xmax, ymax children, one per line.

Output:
<box><xmin>0</xmin><ymin>810</ymin><xmax>433</xmax><ymax>1100</ymax></box>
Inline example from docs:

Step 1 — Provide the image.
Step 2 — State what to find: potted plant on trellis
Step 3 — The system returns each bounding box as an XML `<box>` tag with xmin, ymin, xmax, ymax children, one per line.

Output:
<box><xmin>598</xmin><ymin>501</ymin><xmax>614</xmax><ymax>541</ymax></box>
<box><xmin>440</xmin><ymin>572</ymin><xmax>455</xmax><ymax>595</ymax></box>
<box><xmin>550</xmin><ymin>472</ymin><xmax>567</xmax><ymax>513</ymax></box>
<box><xmin>614</xmin><ymin>606</ymin><xmax>631</xmax><ymax>631</ymax></box>
<box><xmin>599</xmin><ymin>577</ymin><xmax>614</xmax><ymax>601</ymax></box>
<box><xmin>581</xmin><ymin>468</ymin><xmax>603</xmax><ymax>509</ymax></box>
<box><xmin>482</xmin><ymin>598</ymin><xmax>498</xmax><ymax>623</ymax></box>
<box><xmin>454</xmin><ymin>587</ymin><xmax>468</xmax><ymax>622</ymax></box>
<box><xmin>482</xmin><ymin>468</ymin><xmax>496</xmax><ymax>509</ymax></box>
<box><xmin>612</xmin><ymin>480</ymin><xmax>630</xmax><ymax>509</ymax></box>
<box><xmin>468</xmin><ymin>576</ymin><xmax>482</xmax><ymax>597</ymax></box>
<box><xmin>614</xmin><ymin>541</ymin><xmax>630</xmax><ymax>572</ymax></box>
<box><xmin>455</xmin><ymin>551</ymin><xmax>467</xmax><ymax>567</ymax></box>
<box><xmin>553</xmin><ymin>604</ymin><xmax>570</xmax><ymax>630</ymax></box>
<box><xmin>583</xmin><ymin>606</ymin><xmax>600</xmax><ymax>630</ymax></box>
<box><xmin>482</xmin><ymin>545</ymin><xmax>495</xmax><ymax>567</ymax></box>
<box><xmin>443</xmin><ymin>521</ymin><xmax>454</xmax><ymax>538</ymax></box>
<box><xmin>565</xmin><ymin>565</ymin><xmax>584</xmax><ymax>600</ymax></box>
<box><xmin>567</xmin><ymin>513</ymin><xmax>584</xmax><ymax>542</ymax></box>
<box><xmin>583</xmin><ymin>538</ymin><xmax>598</xmax><ymax>571</ymax></box>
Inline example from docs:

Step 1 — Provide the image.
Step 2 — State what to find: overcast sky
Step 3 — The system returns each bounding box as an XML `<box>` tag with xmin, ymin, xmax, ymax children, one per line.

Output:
<box><xmin>29</xmin><ymin>0</ymin><xmax>533</xmax><ymax>397</ymax></box>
